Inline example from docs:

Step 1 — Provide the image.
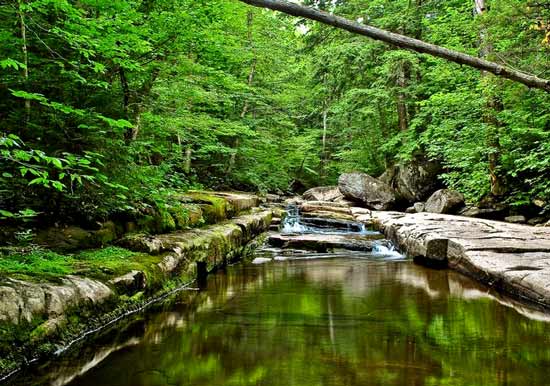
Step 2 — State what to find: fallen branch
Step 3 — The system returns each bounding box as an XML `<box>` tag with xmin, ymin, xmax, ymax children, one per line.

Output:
<box><xmin>238</xmin><ymin>0</ymin><xmax>550</xmax><ymax>92</ymax></box>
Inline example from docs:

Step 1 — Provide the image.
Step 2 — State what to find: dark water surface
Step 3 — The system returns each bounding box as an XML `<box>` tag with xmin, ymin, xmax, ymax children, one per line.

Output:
<box><xmin>9</xmin><ymin>258</ymin><xmax>550</xmax><ymax>386</ymax></box>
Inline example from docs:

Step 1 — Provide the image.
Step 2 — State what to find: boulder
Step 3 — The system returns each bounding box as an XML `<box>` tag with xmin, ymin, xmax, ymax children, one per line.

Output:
<box><xmin>302</xmin><ymin>186</ymin><xmax>343</xmax><ymax>202</ymax></box>
<box><xmin>414</xmin><ymin>202</ymin><xmax>426</xmax><ymax>213</ymax></box>
<box><xmin>338</xmin><ymin>173</ymin><xmax>397</xmax><ymax>210</ymax></box>
<box><xmin>528</xmin><ymin>217</ymin><xmax>546</xmax><ymax>226</ymax></box>
<box><xmin>505</xmin><ymin>215</ymin><xmax>527</xmax><ymax>224</ymax></box>
<box><xmin>458</xmin><ymin>205</ymin><xmax>507</xmax><ymax>220</ymax></box>
<box><xmin>379</xmin><ymin>157</ymin><xmax>441</xmax><ymax>203</ymax></box>
<box><xmin>424</xmin><ymin>189</ymin><xmax>464</xmax><ymax>214</ymax></box>
<box><xmin>109</xmin><ymin>270</ymin><xmax>147</xmax><ymax>293</ymax></box>
<box><xmin>36</xmin><ymin>226</ymin><xmax>95</xmax><ymax>252</ymax></box>
<box><xmin>405</xmin><ymin>206</ymin><xmax>416</xmax><ymax>214</ymax></box>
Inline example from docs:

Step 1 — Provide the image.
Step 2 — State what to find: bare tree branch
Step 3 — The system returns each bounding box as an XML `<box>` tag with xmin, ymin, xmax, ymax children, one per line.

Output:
<box><xmin>237</xmin><ymin>0</ymin><xmax>550</xmax><ymax>92</ymax></box>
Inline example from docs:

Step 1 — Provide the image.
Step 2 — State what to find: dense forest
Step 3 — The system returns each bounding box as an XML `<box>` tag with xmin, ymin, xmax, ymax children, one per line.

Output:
<box><xmin>2</xmin><ymin>0</ymin><xmax>550</xmax><ymax>234</ymax></box>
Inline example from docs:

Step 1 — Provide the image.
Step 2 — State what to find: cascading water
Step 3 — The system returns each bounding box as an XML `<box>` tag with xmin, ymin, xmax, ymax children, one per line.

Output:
<box><xmin>371</xmin><ymin>243</ymin><xmax>403</xmax><ymax>259</ymax></box>
<box><xmin>280</xmin><ymin>204</ymin><xmax>308</xmax><ymax>233</ymax></box>
<box><xmin>260</xmin><ymin>204</ymin><xmax>405</xmax><ymax>262</ymax></box>
<box><xmin>280</xmin><ymin>204</ymin><xmax>378</xmax><ymax>235</ymax></box>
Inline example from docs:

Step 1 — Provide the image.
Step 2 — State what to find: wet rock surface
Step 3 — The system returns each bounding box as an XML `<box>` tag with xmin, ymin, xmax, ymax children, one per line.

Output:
<box><xmin>268</xmin><ymin>233</ymin><xmax>385</xmax><ymax>252</ymax></box>
<box><xmin>0</xmin><ymin>276</ymin><xmax>113</xmax><ymax>325</ymax></box>
<box><xmin>368</xmin><ymin>211</ymin><xmax>550</xmax><ymax>308</ymax></box>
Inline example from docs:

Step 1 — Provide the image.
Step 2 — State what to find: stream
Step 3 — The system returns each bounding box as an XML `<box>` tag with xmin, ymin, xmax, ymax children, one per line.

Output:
<box><xmin>7</xmin><ymin>207</ymin><xmax>550</xmax><ymax>386</ymax></box>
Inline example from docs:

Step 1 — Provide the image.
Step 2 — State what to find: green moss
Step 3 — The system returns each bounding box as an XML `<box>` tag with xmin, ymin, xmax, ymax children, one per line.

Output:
<box><xmin>137</xmin><ymin>215</ymin><xmax>157</xmax><ymax>234</ymax></box>
<box><xmin>0</xmin><ymin>247</ymin><xmax>163</xmax><ymax>282</ymax></box>
<box><xmin>0</xmin><ymin>250</ymin><xmax>74</xmax><ymax>278</ymax></box>
<box><xmin>73</xmin><ymin>247</ymin><xmax>162</xmax><ymax>280</ymax></box>
<box><xmin>169</xmin><ymin>203</ymin><xmax>190</xmax><ymax>229</ymax></box>
<box><xmin>183</xmin><ymin>192</ymin><xmax>232</xmax><ymax>224</ymax></box>
<box><xmin>157</xmin><ymin>207</ymin><xmax>176</xmax><ymax>233</ymax></box>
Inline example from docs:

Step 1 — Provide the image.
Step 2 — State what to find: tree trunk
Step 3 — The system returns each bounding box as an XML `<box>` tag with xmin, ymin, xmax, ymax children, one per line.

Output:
<box><xmin>229</xmin><ymin>10</ymin><xmax>256</xmax><ymax>173</ymax></box>
<box><xmin>18</xmin><ymin>0</ymin><xmax>30</xmax><ymax>127</ymax></box>
<box><xmin>185</xmin><ymin>146</ymin><xmax>192</xmax><ymax>174</ymax></box>
<box><xmin>240</xmin><ymin>12</ymin><xmax>257</xmax><ymax>119</ymax></box>
<box><xmin>475</xmin><ymin>0</ymin><xmax>506</xmax><ymax>196</ymax></box>
<box><xmin>396</xmin><ymin>61</ymin><xmax>409</xmax><ymax>132</ymax></box>
<box><xmin>321</xmin><ymin>106</ymin><xmax>328</xmax><ymax>178</ymax></box>
<box><xmin>238</xmin><ymin>0</ymin><xmax>550</xmax><ymax>92</ymax></box>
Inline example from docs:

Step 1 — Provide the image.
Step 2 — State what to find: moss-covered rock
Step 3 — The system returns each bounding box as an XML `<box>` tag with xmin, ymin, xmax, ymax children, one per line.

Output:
<box><xmin>169</xmin><ymin>203</ymin><xmax>189</xmax><ymax>229</ymax></box>
<box><xmin>35</xmin><ymin>226</ymin><xmax>95</xmax><ymax>252</ymax></box>
<box><xmin>158</xmin><ymin>208</ymin><xmax>177</xmax><ymax>233</ymax></box>
<box><xmin>93</xmin><ymin>221</ymin><xmax>118</xmax><ymax>246</ymax></box>
<box><xmin>136</xmin><ymin>215</ymin><xmax>157</xmax><ymax>234</ymax></box>
<box><xmin>184</xmin><ymin>192</ymin><xmax>231</xmax><ymax>224</ymax></box>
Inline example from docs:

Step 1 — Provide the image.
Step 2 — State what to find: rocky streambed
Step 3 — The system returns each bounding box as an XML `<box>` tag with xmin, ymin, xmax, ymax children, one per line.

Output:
<box><xmin>284</xmin><ymin>196</ymin><xmax>550</xmax><ymax>311</ymax></box>
<box><xmin>3</xmin><ymin>187</ymin><xmax>550</xmax><ymax>381</ymax></box>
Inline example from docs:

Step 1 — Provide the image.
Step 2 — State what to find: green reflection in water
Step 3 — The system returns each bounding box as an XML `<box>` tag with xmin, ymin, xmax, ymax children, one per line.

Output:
<box><xmin>9</xmin><ymin>259</ymin><xmax>550</xmax><ymax>386</ymax></box>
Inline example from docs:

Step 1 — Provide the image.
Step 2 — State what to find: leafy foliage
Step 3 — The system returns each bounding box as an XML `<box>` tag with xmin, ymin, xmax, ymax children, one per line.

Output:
<box><xmin>2</xmin><ymin>0</ymin><xmax>550</xmax><ymax>229</ymax></box>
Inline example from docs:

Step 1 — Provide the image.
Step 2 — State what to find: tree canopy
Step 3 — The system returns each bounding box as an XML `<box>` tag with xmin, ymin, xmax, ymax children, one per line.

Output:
<box><xmin>2</xmin><ymin>0</ymin><xmax>550</xmax><ymax>230</ymax></box>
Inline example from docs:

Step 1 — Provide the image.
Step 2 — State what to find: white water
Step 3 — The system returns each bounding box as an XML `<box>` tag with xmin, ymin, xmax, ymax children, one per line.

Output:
<box><xmin>280</xmin><ymin>204</ymin><xmax>376</xmax><ymax>235</ymax></box>
<box><xmin>371</xmin><ymin>243</ymin><xmax>404</xmax><ymax>259</ymax></box>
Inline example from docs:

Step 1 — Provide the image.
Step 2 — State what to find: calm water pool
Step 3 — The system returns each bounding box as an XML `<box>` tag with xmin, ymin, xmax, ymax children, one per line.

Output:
<box><xmin>9</xmin><ymin>257</ymin><xmax>550</xmax><ymax>386</ymax></box>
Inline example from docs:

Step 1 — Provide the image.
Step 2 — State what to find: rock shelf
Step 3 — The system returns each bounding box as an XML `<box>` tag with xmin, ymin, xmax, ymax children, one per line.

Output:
<box><xmin>369</xmin><ymin>211</ymin><xmax>550</xmax><ymax>309</ymax></box>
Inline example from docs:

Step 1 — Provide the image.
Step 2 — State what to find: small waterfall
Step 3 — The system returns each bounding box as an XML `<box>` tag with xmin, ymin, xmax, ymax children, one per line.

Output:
<box><xmin>281</xmin><ymin>204</ymin><xmax>308</xmax><ymax>233</ymax></box>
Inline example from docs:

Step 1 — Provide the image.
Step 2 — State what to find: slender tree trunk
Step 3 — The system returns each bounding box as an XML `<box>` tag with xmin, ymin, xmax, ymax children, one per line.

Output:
<box><xmin>240</xmin><ymin>12</ymin><xmax>257</xmax><ymax>119</ymax></box>
<box><xmin>119</xmin><ymin>67</ymin><xmax>130</xmax><ymax>118</ymax></box>
<box><xmin>177</xmin><ymin>134</ymin><xmax>192</xmax><ymax>173</ymax></box>
<box><xmin>229</xmin><ymin>10</ymin><xmax>256</xmax><ymax>173</ymax></box>
<box><xmin>184</xmin><ymin>146</ymin><xmax>192</xmax><ymax>174</ymax></box>
<box><xmin>238</xmin><ymin>0</ymin><xmax>550</xmax><ymax>92</ymax></box>
<box><xmin>475</xmin><ymin>0</ymin><xmax>505</xmax><ymax>196</ymax></box>
<box><xmin>321</xmin><ymin>106</ymin><xmax>328</xmax><ymax>179</ymax></box>
<box><xmin>18</xmin><ymin>0</ymin><xmax>30</xmax><ymax>127</ymax></box>
<box><xmin>396</xmin><ymin>62</ymin><xmax>409</xmax><ymax>132</ymax></box>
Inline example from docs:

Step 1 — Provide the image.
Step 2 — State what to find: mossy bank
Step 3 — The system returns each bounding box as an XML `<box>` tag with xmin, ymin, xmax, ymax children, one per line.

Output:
<box><xmin>0</xmin><ymin>192</ymin><xmax>272</xmax><ymax>380</ymax></box>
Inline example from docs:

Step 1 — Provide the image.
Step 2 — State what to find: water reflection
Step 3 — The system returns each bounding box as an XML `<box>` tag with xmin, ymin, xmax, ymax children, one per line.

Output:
<box><xmin>9</xmin><ymin>259</ymin><xmax>550</xmax><ymax>386</ymax></box>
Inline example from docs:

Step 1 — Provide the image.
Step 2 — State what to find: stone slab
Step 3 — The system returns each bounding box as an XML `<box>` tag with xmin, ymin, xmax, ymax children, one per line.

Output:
<box><xmin>366</xmin><ymin>211</ymin><xmax>550</xmax><ymax>309</ymax></box>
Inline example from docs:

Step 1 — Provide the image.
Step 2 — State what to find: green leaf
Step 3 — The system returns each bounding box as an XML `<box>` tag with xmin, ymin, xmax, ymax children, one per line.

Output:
<box><xmin>0</xmin><ymin>210</ymin><xmax>14</xmax><ymax>218</ymax></box>
<box><xmin>52</xmin><ymin>158</ymin><xmax>63</xmax><ymax>169</ymax></box>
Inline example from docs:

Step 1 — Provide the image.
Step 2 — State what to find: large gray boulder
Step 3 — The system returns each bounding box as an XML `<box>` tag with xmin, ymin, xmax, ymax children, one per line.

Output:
<box><xmin>338</xmin><ymin>173</ymin><xmax>397</xmax><ymax>210</ymax></box>
<box><xmin>424</xmin><ymin>189</ymin><xmax>464</xmax><ymax>214</ymax></box>
<box><xmin>302</xmin><ymin>186</ymin><xmax>343</xmax><ymax>202</ymax></box>
<box><xmin>379</xmin><ymin>157</ymin><xmax>441</xmax><ymax>203</ymax></box>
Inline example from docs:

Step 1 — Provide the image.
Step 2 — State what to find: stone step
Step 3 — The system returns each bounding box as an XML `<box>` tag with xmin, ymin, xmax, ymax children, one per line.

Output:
<box><xmin>268</xmin><ymin>233</ymin><xmax>385</xmax><ymax>252</ymax></box>
<box><xmin>120</xmin><ymin>210</ymin><xmax>272</xmax><ymax>268</ymax></box>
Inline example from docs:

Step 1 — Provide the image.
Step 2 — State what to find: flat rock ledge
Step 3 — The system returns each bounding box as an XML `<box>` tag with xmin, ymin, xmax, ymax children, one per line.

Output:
<box><xmin>120</xmin><ymin>210</ymin><xmax>272</xmax><ymax>272</ymax></box>
<box><xmin>268</xmin><ymin>233</ymin><xmax>384</xmax><ymax>252</ymax></box>
<box><xmin>0</xmin><ymin>208</ymin><xmax>272</xmax><ymax>377</ymax></box>
<box><xmin>368</xmin><ymin>211</ymin><xmax>550</xmax><ymax>309</ymax></box>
